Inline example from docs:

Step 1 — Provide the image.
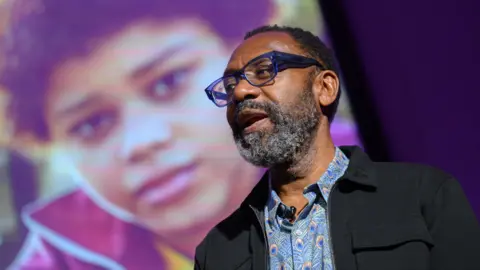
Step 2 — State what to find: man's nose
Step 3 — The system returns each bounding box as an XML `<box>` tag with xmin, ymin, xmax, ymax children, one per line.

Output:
<box><xmin>119</xmin><ymin>114</ymin><xmax>172</xmax><ymax>164</ymax></box>
<box><xmin>232</xmin><ymin>79</ymin><xmax>261</xmax><ymax>104</ymax></box>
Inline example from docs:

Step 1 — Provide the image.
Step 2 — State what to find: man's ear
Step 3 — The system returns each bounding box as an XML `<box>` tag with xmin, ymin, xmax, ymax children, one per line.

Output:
<box><xmin>312</xmin><ymin>70</ymin><xmax>339</xmax><ymax>108</ymax></box>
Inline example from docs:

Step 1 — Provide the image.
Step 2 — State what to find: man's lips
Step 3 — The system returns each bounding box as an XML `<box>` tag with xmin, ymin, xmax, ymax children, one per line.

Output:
<box><xmin>237</xmin><ymin>109</ymin><xmax>269</xmax><ymax>131</ymax></box>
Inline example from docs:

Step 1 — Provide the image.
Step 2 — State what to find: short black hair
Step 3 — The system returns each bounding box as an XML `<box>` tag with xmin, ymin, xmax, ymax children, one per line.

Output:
<box><xmin>0</xmin><ymin>0</ymin><xmax>271</xmax><ymax>140</ymax></box>
<box><xmin>244</xmin><ymin>25</ymin><xmax>341</xmax><ymax>123</ymax></box>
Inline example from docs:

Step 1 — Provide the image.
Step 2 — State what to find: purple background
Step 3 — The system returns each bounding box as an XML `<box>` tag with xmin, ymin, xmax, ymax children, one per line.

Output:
<box><xmin>326</xmin><ymin>0</ymin><xmax>479</xmax><ymax>216</ymax></box>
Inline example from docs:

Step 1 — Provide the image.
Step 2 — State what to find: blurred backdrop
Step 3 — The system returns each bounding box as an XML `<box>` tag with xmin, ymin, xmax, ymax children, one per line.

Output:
<box><xmin>1</xmin><ymin>0</ymin><xmax>479</xmax><ymax>269</ymax></box>
<box><xmin>0</xmin><ymin>0</ymin><xmax>360</xmax><ymax>269</ymax></box>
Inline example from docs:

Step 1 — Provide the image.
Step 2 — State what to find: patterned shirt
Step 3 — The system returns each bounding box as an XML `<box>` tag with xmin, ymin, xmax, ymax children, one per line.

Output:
<box><xmin>265</xmin><ymin>148</ymin><xmax>349</xmax><ymax>270</ymax></box>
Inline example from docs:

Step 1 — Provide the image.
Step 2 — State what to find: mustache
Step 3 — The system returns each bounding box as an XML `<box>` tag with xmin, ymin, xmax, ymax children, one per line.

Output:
<box><xmin>231</xmin><ymin>100</ymin><xmax>282</xmax><ymax>136</ymax></box>
<box><xmin>234</xmin><ymin>100</ymin><xmax>278</xmax><ymax>125</ymax></box>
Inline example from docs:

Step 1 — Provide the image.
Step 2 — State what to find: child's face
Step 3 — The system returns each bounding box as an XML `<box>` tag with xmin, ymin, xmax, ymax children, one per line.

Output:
<box><xmin>42</xmin><ymin>20</ymin><xmax>259</xmax><ymax>237</ymax></box>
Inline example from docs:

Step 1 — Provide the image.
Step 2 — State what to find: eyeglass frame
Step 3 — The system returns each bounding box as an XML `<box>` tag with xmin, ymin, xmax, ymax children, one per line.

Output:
<box><xmin>204</xmin><ymin>50</ymin><xmax>325</xmax><ymax>107</ymax></box>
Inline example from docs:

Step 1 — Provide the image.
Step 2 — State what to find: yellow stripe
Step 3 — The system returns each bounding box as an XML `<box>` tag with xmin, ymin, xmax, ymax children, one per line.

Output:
<box><xmin>156</xmin><ymin>243</ymin><xmax>194</xmax><ymax>270</ymax></box>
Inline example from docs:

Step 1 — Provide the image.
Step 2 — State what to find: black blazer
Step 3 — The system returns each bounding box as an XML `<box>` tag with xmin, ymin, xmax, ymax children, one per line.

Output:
<box><xmin>195</xmin><ymin>146</ymin><xmax>480</xmax><ymax>270</ymax></box>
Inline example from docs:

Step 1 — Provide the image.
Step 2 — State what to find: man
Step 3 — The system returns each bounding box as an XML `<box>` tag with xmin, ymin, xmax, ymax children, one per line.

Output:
<box><xmin>195</xmin><ymin>25</ymin><xmax>480</xmax><ymax>270</ymax></box>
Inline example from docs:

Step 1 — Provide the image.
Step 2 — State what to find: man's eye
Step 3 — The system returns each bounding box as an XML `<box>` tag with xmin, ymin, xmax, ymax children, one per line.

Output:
<box><xmin>146</xmin><ymin>67</ymin><xmax>192</xmax><ymax>102</ymax></box>
<box><xmin>221</xmin><ymin>76</ymin><xmax>238</xmax><ymax>94</ymax></box>
<box><xmin>255</xmin><ymin>65</ymin><xmax>274</xmax><ymax>77</ymax></box>
<box><xmin>68</xmin><ymin>109</ymin><xmax>118</xmax><ymax>144</ymax></box>
<box><xmin>225</xmin><ymin>83</ymin><xmax>236</xmax><ymax>92</ymax></box>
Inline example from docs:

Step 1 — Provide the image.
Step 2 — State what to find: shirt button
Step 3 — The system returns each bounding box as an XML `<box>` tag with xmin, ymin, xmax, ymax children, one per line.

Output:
<box><xmin>295</xmin><ymin>230</ymin><xmax>302</xmax><ymax>236</ymax></box>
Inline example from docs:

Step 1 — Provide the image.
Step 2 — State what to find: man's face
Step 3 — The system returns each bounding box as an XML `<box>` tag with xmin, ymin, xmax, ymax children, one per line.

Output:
<box><xmin>43</xmin><ymin>20</ymin><xmax>258</xmax><ymax>237</ymax></box>
<box><xmin>225</xmin><ymin>32</ymin><xmax>321</xmax><ymax>167</ymax></box>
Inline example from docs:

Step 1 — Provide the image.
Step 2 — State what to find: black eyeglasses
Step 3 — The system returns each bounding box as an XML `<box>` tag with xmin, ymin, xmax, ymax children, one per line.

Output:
<box><xmin>204</xmin><ymin>51</ymin><xmax>324</xmax><ymax>107</ymax></box>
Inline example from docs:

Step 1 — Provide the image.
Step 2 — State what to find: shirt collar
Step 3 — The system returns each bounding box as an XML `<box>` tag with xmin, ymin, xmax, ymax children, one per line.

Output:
<box><xmin>243</xmin><ymin>146</ymin><xmax>377</xmax><ymax>214</ymax></box>
<box><xmin>266</xmin><ymin>147</ymin><xmax>350</xmax><ymax>214</ymax></box>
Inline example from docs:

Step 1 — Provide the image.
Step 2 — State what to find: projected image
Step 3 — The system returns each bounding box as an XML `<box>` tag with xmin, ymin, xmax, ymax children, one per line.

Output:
<box><xmin>0</xmin><ymin>0</ymin><xmax>360</xmax><ymax>269</ymax></box>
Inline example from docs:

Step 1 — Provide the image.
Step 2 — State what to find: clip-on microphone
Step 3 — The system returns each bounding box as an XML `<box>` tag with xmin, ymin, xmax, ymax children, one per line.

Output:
<box><xmin>278</xmin><ymin>203</ymin><xmax>297</xmax><ymax>221</ymax></box>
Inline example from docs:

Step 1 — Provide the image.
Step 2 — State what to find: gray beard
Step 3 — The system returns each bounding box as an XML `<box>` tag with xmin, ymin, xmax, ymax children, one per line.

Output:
<box><xmin>232</xmin><ymin>87</ymin><xmax>320</xmax><ymax>168</ymax></box>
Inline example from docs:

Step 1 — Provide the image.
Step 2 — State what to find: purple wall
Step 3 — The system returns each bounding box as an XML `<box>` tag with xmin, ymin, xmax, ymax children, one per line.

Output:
<box><xmin>336</xmin><ymin>0</ymin><xmax>479</xmax><ymax>215</ymax></box>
